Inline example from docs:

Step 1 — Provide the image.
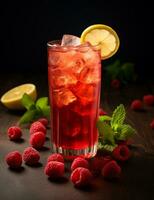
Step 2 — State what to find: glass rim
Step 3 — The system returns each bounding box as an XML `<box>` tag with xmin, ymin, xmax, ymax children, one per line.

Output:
<box><xmin>47</xmin><ymin>40</ymin><xmax>101</xmax><ymax>51</ymax></box>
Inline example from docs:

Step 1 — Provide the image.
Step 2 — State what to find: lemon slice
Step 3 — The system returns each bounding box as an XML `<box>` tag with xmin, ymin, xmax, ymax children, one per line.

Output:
<box><xmin>1</xmin><ymin>84</ymin><xmax>37</xmax><ymax>110</ymax></box>
<box><xmin>80</xmin><ymin>24</ymin><xmax>120</xmax><ymax>60</ymax></box>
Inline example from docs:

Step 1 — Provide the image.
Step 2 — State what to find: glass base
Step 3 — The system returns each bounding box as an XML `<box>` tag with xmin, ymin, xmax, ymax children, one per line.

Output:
<box><xmin>52</xmin><ymin>143</ymin><xmax>97</xmax><ymax>160</ymax></box>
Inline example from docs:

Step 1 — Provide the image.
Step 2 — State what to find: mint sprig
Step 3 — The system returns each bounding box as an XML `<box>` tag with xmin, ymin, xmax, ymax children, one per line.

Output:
<box><xmin>19</xmin><ymin>94</ymin><xmax>51</xmax><ymax>124</ymax></box>
<box><xmin>111</xmin><ymin>104</ymin><xmax>125</xmax><ymax>130</ymax></box>
<box><xmin>105</xmin><ymin>60</ymin><xmax>137</xmax><ymax>84</ymax></box>
<box><xmin>97</xmin><ymin>104</ymin><xmax>136</xmax><ymax>152</ymax></box>
<box><xmin>98</xmin><ymin>143</ymin><xmax>117</xmax><ymax>152</ymax></box>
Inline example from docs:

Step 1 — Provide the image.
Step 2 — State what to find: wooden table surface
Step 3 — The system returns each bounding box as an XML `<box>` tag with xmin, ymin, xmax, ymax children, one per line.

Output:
<box><xmin>0</xmin><ymin>73</ymin><xmax>154</xmax><ymax>200</ymax></box>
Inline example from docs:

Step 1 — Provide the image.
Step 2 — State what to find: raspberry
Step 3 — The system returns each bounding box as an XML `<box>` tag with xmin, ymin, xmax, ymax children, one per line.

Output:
<box><xmin>38</xmin><ymin>118</ymin><xmax>48</xmax><ymax>127</ymax></box>
<box><xmin>30</xmin><ymin>121</ymin><xmax>46</xmax><ymax>135</ymax></box>
<box><xmin>143</xmin><ymin>95</ymin><xmax>154</xmax><ymax>106</ymax></box>
<box><xmin>112</xmin><ymin>145</ymin><xmax>130</xmax><ymax>161</ymax></box>
<box><xmin>111</xmin><ymin>79</ymin><xmax>120</xmax><ymax>89</ymax></box>
<box><xmin>90</xmin><ymin>157</ymin><xmax>104</xmax><ymax>175</ymax></box>
<box><xmin>23</xmin><ymin>147</ymin><xmax>40</xmax><ymax>165</ymax></box>
<box><xmin>71</xmin><ymin>157</ymin><xmax>89</xmax><ymax>171</ymax></box>
<box><xmin>101</xmin><ymin>160</ymin><xmax>121</xmax><ymax>179</ymax></box>
<box><xmin>117</xmin><ymin>139</ymin><xmax>133</xmax><ymax>146</ymax></box>
<box><xmin>150</xmin><ymin>119</ymin><xmax>154</xmax><ymax>129</ymax></box>
<box><xmin>91</xmin><ymin>156</ymin><xmax>112</xmax><ymax>175</ymax></box>
<box><xmin>7</xmin><ymin>126</ymin><xmax>22</xmax><ymax>141</ymax></box>
<box><xmin>130</xmin><ymin>99</ymin><xmax>142</xmax><ymax>110</ymax></box>
<box><xmin>47</xmin><ymin>153</ymin><xmax>64</xmax><ymax>163</ymax></box>
<box><xmin>5</xmin><ymin>151</ymin><xmax>22</xmax><ymax>169</ymax></box>
<box><xmin>44</xmin><ymin>161</ymin><xmax>64</xmax><ymax>179</ymax></box>
<box><xmin>29</xmin><ymin>132</ymin><xmax>45</xmax><ymax>149</ymax></box>
<box><xmin>102</xmin><ymin>156</ymin><xmax>113</xmax><ymax>167</ymax></box>
<box><xmin>70</xmin><ymin>167</ymin><xmax>92</xmax><ymax>187</ymax></box>
<box><xmin>99</xmin><ymin>108</ymin><xmax>107</xmax><ymax>116</ymax></box>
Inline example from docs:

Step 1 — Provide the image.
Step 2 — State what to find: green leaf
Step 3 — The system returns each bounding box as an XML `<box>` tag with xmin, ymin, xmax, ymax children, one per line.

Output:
<box><xmin>36</xmin><ymin>97</ymin><xmax>49</xmax><ymax>110</ymax></box>
<box><xmin>97</xmin><ymin>122</ymin><xmax>115</xmax><ymax>145</ymax></box>
<box><xmin>105</xmin><ymin>60</ymin><xmax>121</xmax><ymax>79</ymax></box>
<box><xmin>118</xmin><ymin>124</ymin><xmax>136</xmax><ymax>140</ymax></box>
<box><xmin>21</xmin><ymin>93</ymin><xmax>35</xmax><ymax>110</ymax></box>
<box><xmin>98</xmin><ymin>142</ymin><xmax>117</xmax><ymax>152</ymax></box>
<box><xmin>121</xmin><ymin>63</ymin><xmax>135</xmax><ymax>81</ymax></box>
<box><xmin>19</xmin><ymin>109</ymin><xmax>38</xmax><ymax>124</ymax></box>
<box><xmin>111</xmin><ymin>104</ymin><xmax>126</xmax><ymax>130</ymax></box>
<box><xmin>98</xmin><ymin>115</ymin><xmax>111</xmax><ymax>122</ymax></box>
<box><xmin>41</xmin><ymin>105</ymin><xmax>50</xmax><ymax>118</ymax></box>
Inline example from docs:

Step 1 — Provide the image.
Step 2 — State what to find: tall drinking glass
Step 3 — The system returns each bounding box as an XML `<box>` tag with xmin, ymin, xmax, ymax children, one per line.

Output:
<box><xmin>47</xmin><ymin>41</ymin><xmax>101</xmax><ymax>159</ymax></box>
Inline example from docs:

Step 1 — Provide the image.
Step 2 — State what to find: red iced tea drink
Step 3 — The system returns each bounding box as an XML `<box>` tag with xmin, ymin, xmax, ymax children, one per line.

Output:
<box><xmin>47</xmin><ymin>41</ymin><xmax>101</xmax><ymax>158</ymax></box>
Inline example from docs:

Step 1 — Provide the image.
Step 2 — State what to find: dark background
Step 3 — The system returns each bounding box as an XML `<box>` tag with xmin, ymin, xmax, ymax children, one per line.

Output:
<box><xmin>0</xmin><ymin>0</ymin><xmax>153</xmax><ymax>80</ymax></box>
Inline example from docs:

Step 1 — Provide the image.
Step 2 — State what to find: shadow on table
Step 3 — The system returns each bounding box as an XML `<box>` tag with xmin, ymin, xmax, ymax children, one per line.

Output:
<box><xmin>13</xmin><ymin>138</ymin><xmax>25</xmax><ymax>144</ymax></box>
<box><xmin>25</xmin><ymin>162</ymin><xmax>43</xmax><ymax>168</ymax></box>
<box><xmin>8</xmin><ymin>166</ymin><xmax>25</xmax><ymax>174</ymax></box>
<box><xmin>48</xmin><ymin>176</ymin><xmax>68</xmax><ymax>184</ymax></box>
<box><xmin>39</xmin><ymin>146</ymin><xmax>50</xmax><ymax>152</ymax></box>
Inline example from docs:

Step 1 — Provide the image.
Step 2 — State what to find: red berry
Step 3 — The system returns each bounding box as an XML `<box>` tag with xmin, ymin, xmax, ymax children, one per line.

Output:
<box><xmin>102</xmin><ymin>156</ymin><xmax>113</xmax><ymax>167</ymax></box>
<box><xmin>150</xmin><ymin>119</ymin><xmax>154</xmax><ymax>129</ymax></box>
<box><xmin>111</xmin><ymin>79</ymin><xmax>120</xmax><ymax>89</ymax></box>
<box><xmin>23</xmin><ymin>147</ymin><xmax>40</xmax><ymax>165</ymax></box>
<box><xmin>47</xmin><ymin>153</ymin><xmax>64</xmax><ymax>163</ymax></box>
<box><xmin>91</xmin><ymin>156</ymin><xmax>112</xmax><ymax>175</ymax></box>
<box><xmin>130</xmin><ymin>99</ymin><xmax>142</xmax><ymax>110</ymax></box>
<box><xmin>143</xmin><ymin>95</ymin><xmax>154</xmax><ymax>106</ymax></box>
<box><xmin>30</xmin><ymin>121</ymin><xmax>46</xmax><ymax>135</ymax></box>
<box><xmin>117</xmin><ymin>139</ymin><xmax>133</xmax><ymax>146</ymax></box>
<box><xmin>7</xmin><ymin>126</ymin><xmax>22</xmax><ymax>141</ymax></box>
<box><xmin>71</xmin><ymin>157</ymin><xmax>89</xmax><ymax>171</ymax></box>
<box><xmin>101</xmin><ymin>160</ymin><xmax>121</xmax><ymax>179</ymax></box>
<box><xmin>5</xmin><ymin>151</ymin><xmax>22</xmax><ymax>169</ymax></box>
<box><xmin>99</xmin><ymin>108</ymin><xmax>107</xmax><ymax>116</ymax></box>
<box><xmin>112</xmin><ymin>145</ymin><xmax>130</xmax><ymax>161</ymax></box>
<box><xmin>90</xmin><ymin>157</ymin><xmax>104</xmax><ymax>175</ymax></box>
<box><xmin>70</xmin><ymin>167</ymin><xmax>92</xmax><ymax>187</ymax></box>
<box><xmin>29</xmin><ymin>132</ymin><xmax>45</xmax><ymax>149</ymax></box>
<box><xmin>38</xmin><ymin>118</ymin><xmax>48</xmax><ymax>127</ymax></box>
<box><xmin>44</xmin><ymin>161</ymin><xmax>64</xmax><ymax>179</ymax></box>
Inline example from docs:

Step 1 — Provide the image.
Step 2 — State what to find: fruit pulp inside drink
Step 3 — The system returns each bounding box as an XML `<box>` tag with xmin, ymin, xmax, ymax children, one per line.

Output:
<box><xmin>48</xmin><ymin>42</ymin><xmax>101</xmax><ymax>154</ymax></box>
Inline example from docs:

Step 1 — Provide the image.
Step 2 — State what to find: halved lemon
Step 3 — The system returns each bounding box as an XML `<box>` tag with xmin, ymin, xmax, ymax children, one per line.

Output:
<box><xmin>80</xmin><ymin>24</ymin><xmax>120</xmax><ymax>60</ymax></box>
<box><xmin>0</xmin><ymin>83</ymin><xmax>37</xmax><ymax>110</ymax></box>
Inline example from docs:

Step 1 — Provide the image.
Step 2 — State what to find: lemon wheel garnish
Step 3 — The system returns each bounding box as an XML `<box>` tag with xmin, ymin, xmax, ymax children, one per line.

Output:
<box><xmin>0</xmin><ymin>83</ymin><xmax>37</xmax><ymax>110</ymax></box>
<box><xmin>80</xmin><ymin>24</ymin><xmax>120</xmax><ymax>60</ymax></box>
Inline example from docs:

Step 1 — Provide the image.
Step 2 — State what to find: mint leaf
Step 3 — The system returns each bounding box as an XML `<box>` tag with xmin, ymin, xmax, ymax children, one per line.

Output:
<box><xmin>97</xmin><ymin>122</ymin><xmax>115</xmax><ymax>145</ymax></box>
<box><xmin>98</xmin><ymin>142</ymin><xmax>117</xmax><ymax>152</ymax></box>
<box><xmin>98</xmin><ymin>115</ymin><xmax>111</xmax><ymax>122</ymax></box>
<box><xmin>111</xmin><ymin>104</ymin><xmax>125</xmax><ymax>130</ymax></box>
<box><xmin>19</xmin><ymin>109</ymin><xmax>38</xmax><ymax>124</ymax></box>
<box><xmin>21</xmin><ymin>93</ymin><xmax>35</xmax><ymax>110</ymax></box>
<box><xmin>36</xmin><ymin>97</ymin><xmax>48</xmax><ymax>110</ymax></box>
<box><xmin>105</xmin><ymin>60</ymin><xmax>121</xmax><ymax>79</ymax></box>
<box><xmin>121</xmin><ymin>63</ymin><xmax>135</xmax><ymax>81</ymax></box>
<box><xmin>118</xmin><ymin>124</ymin><xmax>136</xmax><ymax>140</ymax></box>
<box><xmin>36</xmin><ymin>97</ymin><xmax>50</xmax><ymax>118</ymax></box>
<box><xmin>41</xmin><ymin>105</ymin><xmax>50</xmax><ymax>118</ymax></box>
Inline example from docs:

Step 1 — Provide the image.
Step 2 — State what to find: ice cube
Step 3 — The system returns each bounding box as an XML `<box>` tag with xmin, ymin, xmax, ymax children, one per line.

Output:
<box><xmin>53</xmin><ymin>88</ymin><xmax>77</xmax><ymax>107</ymax></box>
<box><xmin>79</xmin><ymin>66</ymin><xmax>101</xmax><ymax>84</ymax></box>
<box><xmin>49</xmin><ymin>68</ymin><xmax>77</xmax><ymax>88</ymax></box>
<box><xmin>48</xmin><ymin>49</ymin><xmax>79</xmax><ymax>69</ymax></box>
<box><xmin>61</xmin><ymin>35</ymin><xmax>81</xmax><ymax>46</ymax></box>
<box><xmin>71</xmin><ymin>82</ymin><xmax>95</xmax><ymax>104</ymax></box>
<box><xmin>82</xmin><ymin>47</ymin><xmax>101</xmax><ymax>66</ymax></box>
<box><xmin>61</xmin><ymin>110</ymin><xmax>81</xmax><ymax>137</ymax></box>
<box><xmin>48</xmin><ymin>51</ymin><xmax>62</xmax><ymax>67</ymax></box>
<box><xmin>72</xmin><ymin>101</ymin><xmax>93</xmax><ymax>116</ymax></box>
<box><xmin>63</xmin><ymin>122</ymin><xmax>81</xmax><ymax>137</ymax></box>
